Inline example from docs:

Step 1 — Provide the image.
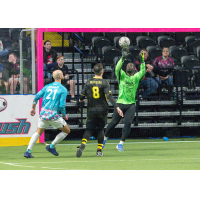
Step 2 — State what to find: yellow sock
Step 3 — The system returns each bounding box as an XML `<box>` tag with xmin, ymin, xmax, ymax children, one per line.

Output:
<box><xmin>98</xmin><ymin>143</ymin><xmax>103</xmax><ymax>150</ymax></box>
<box><xmin>81</xmin><ymin>138</ymin><xmax>87</xmax><ymax>145</ymax></box>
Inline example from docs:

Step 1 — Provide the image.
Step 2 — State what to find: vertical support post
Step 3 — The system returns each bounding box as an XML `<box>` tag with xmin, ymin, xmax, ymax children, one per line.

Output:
<box><xmin>62</xmin><ymin>32</ymin><xmax>64</xmax><ymax>56</ymax></box>
<box><xmin>19</xmin><ymin>33</ymin><xmax>24</xmax><ymax>94</ymax></box>
<box><xmin>31</xmin><ymin>28</ymin><xmax>36</xmax><ymax>94</ymax></box>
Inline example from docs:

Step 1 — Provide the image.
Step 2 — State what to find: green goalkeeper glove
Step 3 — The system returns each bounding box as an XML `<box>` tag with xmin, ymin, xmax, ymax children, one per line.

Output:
<box><xmin>141</xmin><ymin>50</ymin><xmax>145</xmax><ymax>63</ymax></box>
<box><xmin>121</xmin><ymin>48</ymin><xmax>130</xmax><ymax>61</ymax></box>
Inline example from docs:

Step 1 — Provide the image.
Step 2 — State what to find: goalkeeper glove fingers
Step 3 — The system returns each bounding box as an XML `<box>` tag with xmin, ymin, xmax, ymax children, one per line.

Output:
<box><xmin>122</xmin><ymin>48</ymin><xmax>130</xmax><ymax>61</ymax></box>
<box><xmin>141</xmin><ymin>50</ymin><xmax>145</xmax><ymax>63</ymax></box>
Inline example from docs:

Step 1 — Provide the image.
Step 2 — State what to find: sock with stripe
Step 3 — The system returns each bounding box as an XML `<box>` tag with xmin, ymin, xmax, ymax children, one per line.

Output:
<box><xmin>98</xmin><ymin>143</ymin><xmax>103</xmax><ymax>150</ymax></box>
<box><xmin>81</xmin><ymin>138</ymin><xmax>87</xmax><ymax>145</ymax></box>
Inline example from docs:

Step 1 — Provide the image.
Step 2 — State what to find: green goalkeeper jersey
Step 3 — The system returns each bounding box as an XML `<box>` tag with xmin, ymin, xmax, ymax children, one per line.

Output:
<box><xmin>115</xmin><ymin>58</ymin><xmax>146</xmax><ymax>104</ymax></box>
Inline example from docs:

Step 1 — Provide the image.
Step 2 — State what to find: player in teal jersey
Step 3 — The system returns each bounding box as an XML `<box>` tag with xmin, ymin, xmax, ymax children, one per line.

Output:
<box><xmin>24</xmin><ymin>70</ymin><xmax>71</xmax><ymax>158</ymax></box>
<box><xmin>103</xmin><ymin>50</ymin><xmax>146</xmax><ymax>151</ymax></box>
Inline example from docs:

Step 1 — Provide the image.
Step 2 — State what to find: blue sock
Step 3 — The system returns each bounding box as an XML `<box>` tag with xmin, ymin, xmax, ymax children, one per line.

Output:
<box><xmin>50</xmin><ymin>143</ymin><xmax>55</xmax><ymax>149</ymax></box>
<box><xmin>27</xmin><ymin>149</ymin><xmax>31</xmax><ymax>153</ymax></box>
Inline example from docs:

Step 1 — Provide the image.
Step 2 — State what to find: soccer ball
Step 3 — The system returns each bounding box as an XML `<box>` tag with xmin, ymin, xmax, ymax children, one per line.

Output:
<box><xmin>119</xmin><ymin>37</ymin><xmax>130</xmax><ymax>48</ymax></box>
<box><xmin>0</xmin><ymin>97</ymin><xmax>7</xmax><ymax>112</ymax></box>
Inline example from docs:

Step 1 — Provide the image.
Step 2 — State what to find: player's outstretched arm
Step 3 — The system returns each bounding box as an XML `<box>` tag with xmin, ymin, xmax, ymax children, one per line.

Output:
<box><xmin>115</xmin><ymin>49</ymin><xmax>130</xmax><ymax>80</ymax></box>
<box><xmin>30</xmin><ymin>86</ymin><xmax>47</xmax><ymax>116</ymax></box>
<box><xmin>136</xmin><ymin>50</ymin><xmax>146</xmax><ymax>80</ymax></box>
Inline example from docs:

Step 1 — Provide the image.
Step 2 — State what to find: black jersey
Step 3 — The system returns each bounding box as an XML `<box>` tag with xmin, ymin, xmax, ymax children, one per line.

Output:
<box><xmin>80</xmin><ymin>77</ymin><xmax>112</xmax><ymax>113</ymax></box>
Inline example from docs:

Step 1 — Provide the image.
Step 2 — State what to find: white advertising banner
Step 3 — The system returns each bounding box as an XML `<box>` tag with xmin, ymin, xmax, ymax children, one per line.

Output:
<box><xmin>0</xmin><ymin>95</ymin><xmax>39</xmax><ymax>138</ymax></box>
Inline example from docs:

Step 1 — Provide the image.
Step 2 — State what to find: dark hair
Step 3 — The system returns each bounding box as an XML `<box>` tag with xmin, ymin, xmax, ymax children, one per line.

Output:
<box><xmin>9</xmin><ymin>52</ymin><xmax>18</xmax><ymax>58</ymax></box>
<box><xmin>162</xmin><ymin>47</ymin><xmax>169</xmax><ymax>51</ymax></box>
<box><xmin>44</xmin><ymin>40</ymin><xmax>51</xmax><ymax>45</ymax></box>
<box><xmin>93</xmin><ymin>63</ymin><xmax>103</xmax><ymax>76</ymax></box>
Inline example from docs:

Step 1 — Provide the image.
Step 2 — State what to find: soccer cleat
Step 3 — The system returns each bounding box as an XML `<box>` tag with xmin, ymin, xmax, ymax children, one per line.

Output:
<box><xmin>24</xmin><ymin>151</ymin><xmax>34</xmax><ymax>158</ymax></box>
<box><xmin>102</xmin><ymin>140</ymin><xmax>107</xmax><ymax>149</ymax></box>
<box><xmin>76</xmin><ymin>143</ymin><xmax>86</xmax><ymax>158</ymax></box>
<box><xmin>116</xmin><ymin>144</ymin><xmax>124</xmax><ymax>152</ymax></box>
<box><xmin>97</xmin><ymin>149</ymin><xmax>103</xmax><ymax>157</ymax></box>
<box><xmin>46</xmin><ymin>145</ymin><xmax>59</xmax><ymax>156</ymax></box>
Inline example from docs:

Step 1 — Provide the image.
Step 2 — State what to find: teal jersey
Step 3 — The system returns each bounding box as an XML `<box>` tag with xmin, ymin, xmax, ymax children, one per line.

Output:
<box><xmin>33</xmin><ymin>82</ymin><xmax>68</xmax><ymax>120</ymax></box>
<box><xmin>115</xmin><ymin>58</ymin><xmax>145</xmax><ymax>104</ymax></box>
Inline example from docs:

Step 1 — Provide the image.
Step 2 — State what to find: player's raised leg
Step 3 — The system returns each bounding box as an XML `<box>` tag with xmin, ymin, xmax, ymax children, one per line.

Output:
<box><xmin>76</xmin><ymin>129</ymin><xmax>92</xmax><ymax>157</ymax></box>
<box><xmin>46</xmin><ymin>117</ymin><xmax>70</xmax><ymax>156</ymax></box>
<box><xmin>103</xmin><ymin>107</ymin><xmax>122</xmax><ymax>149</ymax></box>
<box><xmin>116</xmin><ymin>104</ymin><xmax>135</xmax><ymax>152</ymax></box>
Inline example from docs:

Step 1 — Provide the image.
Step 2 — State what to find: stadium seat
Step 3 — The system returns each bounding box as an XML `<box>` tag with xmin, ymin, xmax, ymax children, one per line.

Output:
<box><xmin>169</xmin><ymin>46</ymin><xmax>188</xmax><ymax>64</ymax></box>
<box><xmin>148</xmin><ymin>32</ymin><xmax>171</xmax><ymax>41</ymax></box>
<box><xmin>157</xmin><ymin>36</ymin><xmax>175</xmax><ymax>48</ymax></box>
<box><xmin>181</xmin><ymin>55</ymin><xmax>200</xmax><ymax>70</ymax></box>
<box><xmin>82</xmin><ymin>32</ymin><xmax>100</xmax><ymax>47</ymax></box>
<box><xmin>1</xmin><ymin>38</ymin><xmax>12</xmax><ymax>49</ymax></box>
<box><xmin>192</xmin><ymin>32</ymin><xmax>200</xmax><ymax>37</ymax></box>
<box><xmin>91</xmin><ymin>36</ymin><xmax>110</xmax><ymax>55</ymax></box>
<box><xmin>126</xmin><ymin>32</ymin><xmax>147</xmax><ymax>46</ymax></box>
<box><xmin>136</xmin><ymin>36</ymin><xmax>156</xmax><ymax>49</ymax></box>
<box><xmin>194</xmin><ymin>68</ymin><xmax>200</xmax><ymax>86</ymax></box>
<box><xmin>0</xmin><ymin>28</ymin><xmax>9</xmax><ymax>38</ymax></box>
<box><xmin>173</xmin><ymin>66</ymin><xmax>191</xmax><ymax>87</ymax></box>
<box><xmin>102</xmin><ymin>46</ymin><xmax>121</xmax><ymax>66</ymax></box>
<box><xmin>185</xmin><ymin>36</ymin><xmax>200</xmax><ymax>54</ymax></box>
<box><xmin>146</xmin><ymin>46</ymin><xmax>162</xmax><ymax>60</ymax></box>
<box><xmin>10</xmin><ymin>28</ymin><xmax>23</xmax><ymax>42</ymax></box>
<box><xmin>104</xmin><ymin>32</ymin><xmax>126</xmax><ymax>45</ymax></box>
<box><xmin>196</xmin><ymin>46</ymin><xmax>200</xmax><ymax>59</ymax></box>
<box><xmin>172</xmin><ymin>32</ymin><xmax>193</xmax><ymax>45</ymax></box>
<box><xmin>127</xmin><ymin>45</ymin><xmax>140</xmax><ymax>60</ymax></box>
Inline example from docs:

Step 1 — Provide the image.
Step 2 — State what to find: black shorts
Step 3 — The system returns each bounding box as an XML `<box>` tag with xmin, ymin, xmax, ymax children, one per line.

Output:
<box><xmin>86</xmin><ymin>111</ymin><xmax>107</xmax><ymax>130</ymax></box>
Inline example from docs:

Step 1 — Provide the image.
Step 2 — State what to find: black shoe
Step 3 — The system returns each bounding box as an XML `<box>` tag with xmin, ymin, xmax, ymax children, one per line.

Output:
<box><xmin>76</xmin><ymin>143</ymin><xmax>85</xmax><ymax>158</ymax></box>
<box><xmin>97</xmin><ymin>149</ymin><xmax>103</xmax><ymax>157</ymax></box>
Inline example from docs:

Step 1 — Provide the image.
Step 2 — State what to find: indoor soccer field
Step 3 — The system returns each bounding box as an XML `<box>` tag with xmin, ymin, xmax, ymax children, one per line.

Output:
<box><xmin>0</xmin><ymin>138</ymin><xmax>200</xmax><ymax>170</ymax></box>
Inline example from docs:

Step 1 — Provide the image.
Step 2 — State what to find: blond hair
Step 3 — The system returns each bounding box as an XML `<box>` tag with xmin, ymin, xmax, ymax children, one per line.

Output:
<box><xmin>53</xmin><ymin>70</ymin><xmax>63</xmax><ymax>80</ymax></box>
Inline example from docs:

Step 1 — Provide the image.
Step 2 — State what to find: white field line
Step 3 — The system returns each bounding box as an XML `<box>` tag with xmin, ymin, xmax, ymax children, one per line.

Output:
<box><xmin>0</xmin><ymin>162</ymin><xmax>35</xmax><ymax>168</ymax></box>
<box><xmin>1</xmin><ymin>157</ymin><xmax>200</xmax><ymax>166</ymax></box>
<box><xmin>45</xmin><ymin>140</ymin><xmax>200</xmax><ymax>146</ymax></box>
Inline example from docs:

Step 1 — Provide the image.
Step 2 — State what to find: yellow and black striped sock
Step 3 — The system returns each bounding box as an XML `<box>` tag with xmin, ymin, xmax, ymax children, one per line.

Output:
<box><xmin>81</xmin><ymin>138</ymin><xmax>87</xmax><ymax>145</ymax></box>
<box><xmin>98</xmin><ymin>143</ymin><xmax>103</xmax><ymax>150</ymax></box>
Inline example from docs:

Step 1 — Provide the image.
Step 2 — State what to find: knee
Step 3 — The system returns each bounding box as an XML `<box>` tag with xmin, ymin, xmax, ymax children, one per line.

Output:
<box><xmin>125</xmin><ymin>120</ymin><xmax>133</xmax><ymax>127</ymax></box>
<box><xmin>69</xmin><ymin>80</ymin><xmax>75</xmax><ymax>85</ymax></box>
<box><xmin>150</xmin><ymin>79</ymin><xmax>158</xmax><ymax>88</ymax></box>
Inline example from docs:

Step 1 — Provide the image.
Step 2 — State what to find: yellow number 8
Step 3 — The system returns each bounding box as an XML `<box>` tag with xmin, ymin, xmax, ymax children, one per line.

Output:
<box><xmin>92</xmin><ymin>86</ymin><xmax>100</xmax><ymax>99</ymax></box>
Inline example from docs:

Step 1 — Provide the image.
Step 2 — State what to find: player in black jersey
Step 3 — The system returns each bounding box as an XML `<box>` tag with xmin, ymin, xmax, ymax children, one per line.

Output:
<box><xmin>76</xmin><ymin>63</ymin><xmax>123</xmax><ymax>157</ymax></box>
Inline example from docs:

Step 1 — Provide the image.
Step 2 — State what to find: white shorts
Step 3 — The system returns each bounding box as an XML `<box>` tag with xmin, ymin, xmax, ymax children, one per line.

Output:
<box><xmin>38</xmin><ymin>117</ymin><xmax>67</xmax><ymax>129</ymax></box>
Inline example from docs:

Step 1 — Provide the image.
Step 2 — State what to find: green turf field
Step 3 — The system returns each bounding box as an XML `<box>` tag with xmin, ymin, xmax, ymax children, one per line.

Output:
<box><xmin>0</xmin><ymin>138</ymin><xmax>200</xmax><ymax>170</ymax></box>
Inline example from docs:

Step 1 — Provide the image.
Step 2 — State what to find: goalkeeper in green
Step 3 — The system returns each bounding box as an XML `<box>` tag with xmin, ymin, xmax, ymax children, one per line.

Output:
<box><xmin>103</xmin><ymin>50</ymin><xmax>146</xmax><ymax>151</ymax></box>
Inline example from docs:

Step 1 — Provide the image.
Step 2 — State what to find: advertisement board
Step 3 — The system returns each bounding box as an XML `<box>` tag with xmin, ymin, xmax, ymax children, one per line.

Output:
<box><xmin>0</xmin><ymin>95</ymin><xmax>39</xmax><ymax>146</ymax></box>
